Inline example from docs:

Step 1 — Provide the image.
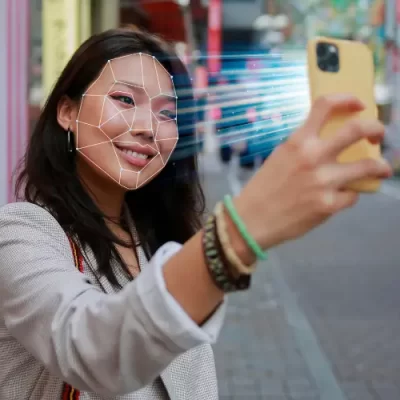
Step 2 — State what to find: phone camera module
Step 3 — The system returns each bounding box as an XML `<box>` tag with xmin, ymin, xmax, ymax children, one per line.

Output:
<box><xmin>316</xmin><ymin>42</ymin><xmax>340</xmax><ymax>73</ymax></box>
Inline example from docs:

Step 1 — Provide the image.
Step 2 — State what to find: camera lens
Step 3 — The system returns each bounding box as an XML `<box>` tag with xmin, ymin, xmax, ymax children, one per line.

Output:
<box><xmin>329</xmin><ymin>53</ymin><xmax>339</xmax><ymax>68</ymax></box>
<box><xmin>316</xmin><ymin>43</ymin><xmax>328</xmax><ymax>59</ymax></box>
<box><xmin>318</xmin><ymin>60</ymin><xmax>328</xmax><ymax>71</ymax></box>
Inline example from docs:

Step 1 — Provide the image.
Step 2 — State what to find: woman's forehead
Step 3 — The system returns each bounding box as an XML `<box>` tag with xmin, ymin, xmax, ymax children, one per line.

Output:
<box><xmin>87</xmin><ymin>54</ymin><xmax>176</xmax><ymax>98</ymax></box>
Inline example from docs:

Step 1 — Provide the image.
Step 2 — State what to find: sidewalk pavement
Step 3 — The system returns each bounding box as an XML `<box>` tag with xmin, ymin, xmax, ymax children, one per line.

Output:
<box><xmin>212</xmin><ymin>261</ymin><xmax>320</xmax><ymax>400</ymax></box>
<box><xmin>212</xmin><ymin>253</ymin><xmax>400</xmax><ymax>400</ymax></box>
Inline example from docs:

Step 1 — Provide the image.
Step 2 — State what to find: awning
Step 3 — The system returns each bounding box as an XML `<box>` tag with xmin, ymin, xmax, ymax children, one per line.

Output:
<box><xmin>138</xmin><ymin>0</ymin><xmax>186</xmax><ymax>43</ymax></box>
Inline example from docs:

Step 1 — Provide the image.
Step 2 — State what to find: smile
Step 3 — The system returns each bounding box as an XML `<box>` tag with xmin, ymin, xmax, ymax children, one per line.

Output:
<box><xmin>114</xmin><ymin>142</ymin><xmax>158</xmax><ymax>168</ymax></box>
<box><xmin>120</xmin><ymin>149</ymin><xmax>149</xmax><ymax>160</ymax></box>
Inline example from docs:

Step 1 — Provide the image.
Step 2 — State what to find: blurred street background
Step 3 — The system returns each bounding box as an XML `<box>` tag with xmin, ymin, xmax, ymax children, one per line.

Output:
<box><xmin>1</xmin><ymin>0</ymin><xmax>400</xmax><ymax>399</ymax></box>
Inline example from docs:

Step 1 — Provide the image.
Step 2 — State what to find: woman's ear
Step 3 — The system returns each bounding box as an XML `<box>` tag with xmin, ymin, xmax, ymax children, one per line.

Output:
<box><xmin>57</xmin><ymin>96</ymin><xmax>79</xmax><ymax>132</ymax></box>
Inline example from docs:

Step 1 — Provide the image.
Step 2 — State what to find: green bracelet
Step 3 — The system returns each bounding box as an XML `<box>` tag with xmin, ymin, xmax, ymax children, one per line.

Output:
<box><xmin>223</xmin><ymin>194</ymin><xmax>268</xmax><ymax>261</ymax></box>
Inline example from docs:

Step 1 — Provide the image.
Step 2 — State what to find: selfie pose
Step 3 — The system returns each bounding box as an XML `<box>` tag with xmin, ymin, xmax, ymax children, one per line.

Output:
<box><xmin>0</xmin><ymin>29</ymin><xmax>392</xmax><ymax>400</ymax></box>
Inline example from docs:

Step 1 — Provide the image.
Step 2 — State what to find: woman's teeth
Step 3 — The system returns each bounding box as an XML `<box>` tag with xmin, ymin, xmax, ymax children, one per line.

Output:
<box><xmin>120</xmin><ymin>148</ymin><xmax>148</xmax><ymax>159</ymax></box>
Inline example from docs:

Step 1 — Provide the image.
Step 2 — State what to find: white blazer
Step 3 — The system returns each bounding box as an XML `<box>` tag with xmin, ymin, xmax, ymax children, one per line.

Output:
<box><xmin>0</xmin><ymin>202</ymin><xmax>228</xmax><ymax>399</ymax></box>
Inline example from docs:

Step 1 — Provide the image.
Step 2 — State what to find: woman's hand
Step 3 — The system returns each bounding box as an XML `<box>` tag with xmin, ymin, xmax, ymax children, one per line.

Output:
<box><xmin>234</xmin><ymin>94</ymin><xmax>393</xmax><ymax>250</ymax></box>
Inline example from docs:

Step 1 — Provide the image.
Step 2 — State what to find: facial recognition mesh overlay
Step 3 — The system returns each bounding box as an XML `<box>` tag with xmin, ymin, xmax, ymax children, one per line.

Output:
<box><xmin>75</xmin><ymin>53</ymin><xmax>179</xmax><ymax>190</ymax></box>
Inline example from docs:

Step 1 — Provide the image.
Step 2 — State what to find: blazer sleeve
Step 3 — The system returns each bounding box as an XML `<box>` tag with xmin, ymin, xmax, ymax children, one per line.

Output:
<box><xmin>0</xmin><ymin>202</ymin><xmax>227</xmax><ymax>397</ymax></box>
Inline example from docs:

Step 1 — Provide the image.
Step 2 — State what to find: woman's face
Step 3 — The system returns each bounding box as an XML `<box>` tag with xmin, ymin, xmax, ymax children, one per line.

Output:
<box><xmin>74</xmin><ymin>54</ymin><xmax>178</xmax><ymax>190</ymax></box>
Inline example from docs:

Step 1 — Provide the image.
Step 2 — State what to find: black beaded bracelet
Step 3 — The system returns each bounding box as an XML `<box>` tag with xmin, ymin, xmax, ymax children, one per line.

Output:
<box><xmin>202</xmin><ymin>213</ymin><xmax>251</xmax><ymax>293</ymax></box>
<box><xmin>213</xmin><ymin>218</ymin><xmax>251</xmax><ymax>291</ymax></box>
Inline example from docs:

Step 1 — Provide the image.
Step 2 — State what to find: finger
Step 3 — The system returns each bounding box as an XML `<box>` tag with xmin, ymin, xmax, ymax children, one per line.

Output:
<box><xmin>322</xmin><ymin>119</ymin><xmax>384</xmax><ymax>159</ymax></box>
<box><xmin>302</xmin><ymin>94</ymin><xmax>365</xmax><ymax>137</ymax></box>
<box><xmin>318</xmin><ymin>158</ymin><xmax>392</xmax><ymax>188</ymax></box>
<box><xmin>316</xmin><ymin>189</ymin><xmax>359</xmax><ymax>218</ymax></box>
<box><xmin>333</xmin><ymin>190</ymin><xmax>359</xmax><ymax>211</ymax></box>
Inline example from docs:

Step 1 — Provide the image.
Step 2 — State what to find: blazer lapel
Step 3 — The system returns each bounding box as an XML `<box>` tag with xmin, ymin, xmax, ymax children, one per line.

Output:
<box><xmin>125</xmin><ymin>208</ymin><xmax>193</xmax><ymax>400</ymax></box>
<box><xmin>160</xmin><ymin>345</ymin><xmax>219</xmax><ymax>400</ymax></box>
<box><xmin>160</xmin><ymin>352</ymin><xmax>192</xmax><ymax>400</ymax></box>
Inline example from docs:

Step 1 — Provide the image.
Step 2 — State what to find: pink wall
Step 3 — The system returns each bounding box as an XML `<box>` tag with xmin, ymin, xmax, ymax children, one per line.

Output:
<box><xmin>0</xmin><ymin>0</ymin><xmax>30</xmax><ymax>205</ymax></box>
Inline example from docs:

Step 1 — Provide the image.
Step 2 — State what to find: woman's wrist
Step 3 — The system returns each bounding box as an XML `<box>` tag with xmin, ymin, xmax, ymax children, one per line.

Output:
<box><xmin>231</xmin><ymin>195</ymin><xmax>278</xmax><ymax>253</ymax></box>
<box><xmin>222</xmin><ymin>204</ymin><xmax>257</xmax><ymax>266</ymax></box>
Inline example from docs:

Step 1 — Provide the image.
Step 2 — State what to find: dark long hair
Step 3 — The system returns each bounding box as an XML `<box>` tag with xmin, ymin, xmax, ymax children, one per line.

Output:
<box><xmin>15</xmin><ymin>28</ymin><xmax>205</xmax><ymax>288</ymax></box>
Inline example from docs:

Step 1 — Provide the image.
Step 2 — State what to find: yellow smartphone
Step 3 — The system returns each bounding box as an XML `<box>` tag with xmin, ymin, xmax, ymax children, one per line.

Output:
<box><xmin>307</xmin><ymin>36</ymin><xmax>381</xmax><ymax>192</ymax></box>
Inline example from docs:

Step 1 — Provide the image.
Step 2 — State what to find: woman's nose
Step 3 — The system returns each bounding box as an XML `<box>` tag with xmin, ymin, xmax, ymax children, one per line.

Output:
<box><xmin>129</xmin><ymin>107</ymin><xmax>154</xmax><ymax>140</ymax></box>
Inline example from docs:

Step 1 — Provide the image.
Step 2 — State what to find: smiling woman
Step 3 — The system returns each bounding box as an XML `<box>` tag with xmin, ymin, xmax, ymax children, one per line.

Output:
<box><xmin>1</xmin><ymin>27</ymin><xmax>210</xmax><ymax>400</ymax></box>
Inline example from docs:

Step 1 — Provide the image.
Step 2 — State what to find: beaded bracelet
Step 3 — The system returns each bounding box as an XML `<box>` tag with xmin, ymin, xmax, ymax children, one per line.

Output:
<box><xmin>214</xmin><ymin>201</ymin><xmax>256</xmax><ymax>275</ymax></box>
<box><xmin>213</xmin><ymin>215</ymin><xmax>251</xmax><ymax>290</ymax></box>
<box><xmin>202</xmin><ymin>214</ymin><xmax>250</xmax><ymax>292</ymax></box>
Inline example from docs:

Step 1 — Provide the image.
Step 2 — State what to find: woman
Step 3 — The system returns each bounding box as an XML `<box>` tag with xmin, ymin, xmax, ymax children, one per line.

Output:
<box><xmin>0</xmin><ymin>28</ymin><xmax>392</xmax><ymax>400</ymax></box>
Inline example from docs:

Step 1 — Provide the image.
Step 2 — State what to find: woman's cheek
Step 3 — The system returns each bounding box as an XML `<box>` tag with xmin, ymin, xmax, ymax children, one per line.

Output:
<box><xmin>156</xmin><ymin>124</ymin><xmax>178</xmax><ymax>161</ymax></box>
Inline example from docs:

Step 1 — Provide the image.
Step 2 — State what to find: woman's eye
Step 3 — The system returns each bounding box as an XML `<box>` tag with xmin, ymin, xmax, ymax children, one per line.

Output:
<box><xmin>160</xmin><ymin>110</ymin><xmax>177</xmax><ymax>120</ymax></box>
<box><xmin>112</xmin><ymin>95</ymin><xmax>135</xmax><ymax>106</ymax></box>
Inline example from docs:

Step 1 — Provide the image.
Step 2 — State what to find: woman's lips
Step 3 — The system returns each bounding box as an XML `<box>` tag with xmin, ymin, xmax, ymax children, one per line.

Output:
<box><xmin>116</xmin><ymin>146</ymin><xmax>153</xmax><ymax>168</ymax></box>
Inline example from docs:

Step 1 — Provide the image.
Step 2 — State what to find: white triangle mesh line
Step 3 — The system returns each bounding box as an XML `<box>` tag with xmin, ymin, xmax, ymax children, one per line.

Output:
<box><xmin>119</xmin><ymin>168</ymin><xmax>140</xmax><ymax>190</ymax></box>
<box><xmin>153</xmin><ymin>56</ymin><xmax>162</xmax><ymax>94</ymax></box>
<box><xmin>98</xmin><ymin>127</ymin><xmax>112</xmax><ymax>141</ymax></box>
<box><xmin>128</xmin><ymin>108</ymin><xmax>137</xmax><ymax>131</ymax></box>
<box><xmin>98</xmin><ymin>97</ymin><xmax>107</xmax><ymax>126</ymax></box>
<box><xmin>149</xmin><ymin>93</ymin><xmax>178</xmax><ymax>100</ymax></box>
<box><xmin>112</xmin><ymin>128</ymin><xmax>134</xmax><ymax>142</ymax></box>
<box><xmin>85</xmin><ymin>63</ymin><xmax>108</xmax><ymax>93</ymax></box>
<box><xmin>139</xmin><ymin>53</ymin><xmax>145</xmax><ymax>88</ymax></box>
<box><xmin>111</xmin><ymin>143</ymin><xmax>122</xmax><ymax>170</ymax></box>
<box><xmin>108</xmin><ymin>60</ymin><xmax>117</xmax><ymax>82</ymax></box>
<box><xmin>77</xmin><ymin>140</ymin><xmax>111</xmax><ymax>150</ymax></box>
<box><xmin>82</xmin><ymin>94</ymin><xmax>108</xmax><ymax>97</ymax></box>
<box><xmin>151</xmin><ymin>109</ymin><xmax>178</xmax><ymax>124</ymax></box>
<box><xmin>124</xmin><ymin>106</ymin><xmax>153</xmax><ymax>132</ymax></box>
<box><xmin>105</xmin><ymin>86</ymin><xmax>134</xmax><ymax>129</ymax></box>
<box><xmin>154</xmin><ymin>58</ymin><xmax>177</xmax><ymax>98</ymax></box>
<box><xmin>113</xmin><ymin>80</ymin><xmax>146</xmax><ymax>90</ymax></box>
<box><xmin>110</xmin><ymin>53</ymin><xmax>136</xmax><ymax>61</ymax></box>
<box><xmin>156</xmin><ymin>138</ymin><xmax>179</xmax><ymax>142</ymax></box>
<box><xmin>153</xmin><ymin>138</ymin><xmax>161</xmax><ymax>158</ymax></box>
<box><xmin>77</xmin><ymin>120</ymin><xmax>101</xmax><ymax>129</ymax></box>
<box><xmin>100</xmin><ymin>108</ymin><xmax>130</xmax><ymax>130</ymax></box>
<box><xmin>138</xmin><ymin>152</ymin><xmax>160</xmax><ymax>171</ymax></box>
<box><xmin>140</xmin><ymin>53</ymin><xmax>158</xmax><ymax>99</ymax></box>
<box><xmin>139</xmin><ymin>164</ymin><xmax>164</xmax><ymax>187</ymax></box>
<box><xmin>79</xmin><ymin>151</ymin><xmax>121</xmax><ymax>185</ymax></box>
<box><xmin>98</xmin><ymin>96</ymin><xmax>122</xmax><ymax>126</ymax></box>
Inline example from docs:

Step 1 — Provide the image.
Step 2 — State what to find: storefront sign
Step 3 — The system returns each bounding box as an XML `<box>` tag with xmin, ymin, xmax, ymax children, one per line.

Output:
<box><xmin>42</xmin><ymin>0</ymin><xmax>91</xmax><ymax>101</ymax></box>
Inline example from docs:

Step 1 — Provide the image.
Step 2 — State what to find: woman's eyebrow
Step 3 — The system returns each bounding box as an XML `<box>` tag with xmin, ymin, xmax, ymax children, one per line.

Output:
<box><xmin>113</xmin><ymin>81</ymin><xmax>176</xmax><ymax>100</ymax></box>
<box><xmin>155</xmin><ymin>94</ymin><xmax>177</xmax><ymax>102</ymax></box>
<box><xmin>114</xmin><ymin>80</ymin><xmax>144</xmax><ymax>89</ymax></box>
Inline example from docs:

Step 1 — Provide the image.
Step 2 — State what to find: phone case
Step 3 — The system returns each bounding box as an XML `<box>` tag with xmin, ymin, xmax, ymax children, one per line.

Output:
<box><xmin>307</xmin><ymin>36</ymin><xmax>381</xmax><ymax>192</ymax></box>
